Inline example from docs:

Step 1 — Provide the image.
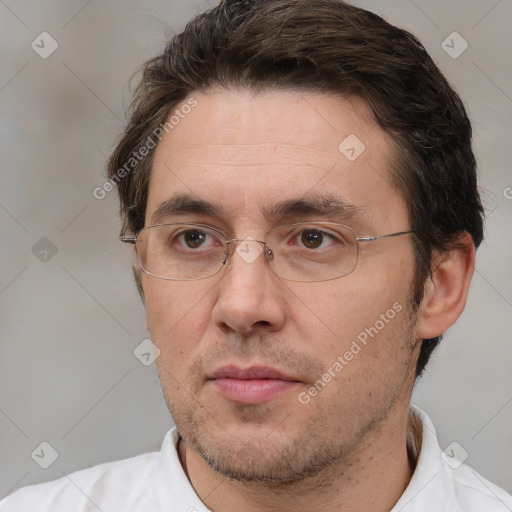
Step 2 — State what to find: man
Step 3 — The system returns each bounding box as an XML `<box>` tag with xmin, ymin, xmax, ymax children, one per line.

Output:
<box><xmin>2</xmin><ymin>0</ymin><xmax>511</xmax><ymax>510</ymax></box>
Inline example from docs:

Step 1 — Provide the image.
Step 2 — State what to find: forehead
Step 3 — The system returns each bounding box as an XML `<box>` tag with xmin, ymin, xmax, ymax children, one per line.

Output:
<box><xmin>156</xmin><ymin>88</ymin><xmax>385</xmax><ymax>161</ymax></box>
<box><xmin>147</xmin><ymin>88</ymin><xmax>406</xmax><ymax>230</ymax></box>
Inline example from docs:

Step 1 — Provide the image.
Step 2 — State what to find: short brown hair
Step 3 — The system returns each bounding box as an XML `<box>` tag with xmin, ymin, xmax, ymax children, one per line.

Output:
<box><xmin>107</xmin><ymin>0</ymin><xmax>484</xmax><ymax>378</ymax></box>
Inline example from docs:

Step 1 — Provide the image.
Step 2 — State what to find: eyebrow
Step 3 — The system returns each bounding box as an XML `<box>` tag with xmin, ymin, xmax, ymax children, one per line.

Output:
<box><xmin>151</xmin><ymin>195</ymin><xmax>227</xmax><ymax>224</ymax></box>
<box><xmin>151</xmin><ymin>193</ymin><xmax>367</xmax><ymax>226</ymax></box>
<box><xmin>262</xmin><ymin>195</ymin><xmax>366</xmax><ymax>224</ymax></box>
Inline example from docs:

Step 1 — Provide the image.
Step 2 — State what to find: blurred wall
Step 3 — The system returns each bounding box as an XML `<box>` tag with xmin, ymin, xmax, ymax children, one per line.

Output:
<box><xmin>1</xmin><ymin>0</ymin><xmax>511</xmax><ymax>497</ymax></box>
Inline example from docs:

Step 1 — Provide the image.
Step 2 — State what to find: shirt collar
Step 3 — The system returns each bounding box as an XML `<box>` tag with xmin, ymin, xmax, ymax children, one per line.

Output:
<box><xmin>154</xmin><ymin>428</ymin><xmax>211</xmax><ymax>511</ymax></box>
<box><xmin>154</xmin><ymin>405</ymin><xmax>455</xmax><ymax>512</ymax></box>
<box><xmin>392</xmin><ymin>404</ymin><xmax>457</xmax><ymax>511</ymax></box>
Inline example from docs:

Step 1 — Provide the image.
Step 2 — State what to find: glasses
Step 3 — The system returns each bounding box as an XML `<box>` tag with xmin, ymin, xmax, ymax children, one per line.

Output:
<box><xmin>121</xmin><ymin>222</ymin><xmax>415</xmax><ymax>283</ymax></box>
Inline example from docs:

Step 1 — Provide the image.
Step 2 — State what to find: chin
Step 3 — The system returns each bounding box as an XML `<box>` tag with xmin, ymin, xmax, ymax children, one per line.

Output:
<box><xmin>175</xmin><ymin>403</ymin><xmax>346</xmax><ymax>486</ymax></box>
<box><xmin>195</xmin><ymin>434</ymin><xmax>336</xmax><ymax>485</ymax></box>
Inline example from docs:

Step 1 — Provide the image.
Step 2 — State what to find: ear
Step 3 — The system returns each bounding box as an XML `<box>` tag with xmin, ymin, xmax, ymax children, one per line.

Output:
<box><xmin>132</xmin><ymin>264</ymin><xmax>146</xmax><ymax>305</ymax></box>
<box><xmin>415</xmin><ymin>232</ymin><xmax>475</xmax><ymax>340</ymax></box>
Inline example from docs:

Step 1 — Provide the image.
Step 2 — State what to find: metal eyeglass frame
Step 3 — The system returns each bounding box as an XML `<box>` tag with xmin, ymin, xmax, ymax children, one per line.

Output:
<box><xmin>121</xmin><ymin>222</ymin><xmax>416</xmax><ymax>282</ymax></box>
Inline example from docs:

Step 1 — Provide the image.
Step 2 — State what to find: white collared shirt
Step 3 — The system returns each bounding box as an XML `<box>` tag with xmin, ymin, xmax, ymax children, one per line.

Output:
<box><xmin>1</xmin><ymin>406</ymin><xmax>511</xmax><ymax>511</ymax></box>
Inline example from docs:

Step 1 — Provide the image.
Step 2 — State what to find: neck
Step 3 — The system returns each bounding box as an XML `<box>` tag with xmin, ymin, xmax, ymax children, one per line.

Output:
<box><xmin>178</xmin><ymin>402</ymin><xmax>418</xmax><ymax>512</ymax></box>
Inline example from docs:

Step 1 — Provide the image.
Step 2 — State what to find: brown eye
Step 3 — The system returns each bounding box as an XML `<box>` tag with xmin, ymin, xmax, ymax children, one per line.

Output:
<box><xmin>300</xmin><ymin>230</ymin><xmax>324</xmax><ymax>249</ymax></box>
<box><xmin>183</xmin><ymin>230</ymin><xmax>207</xmax><ymax>248</ymax></box>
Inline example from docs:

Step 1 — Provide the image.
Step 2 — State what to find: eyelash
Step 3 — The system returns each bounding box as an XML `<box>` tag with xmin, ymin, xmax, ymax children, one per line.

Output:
<box><xmin>173</xmin><ymin>227</ymin><xmax>343</xmax><ymax>250</ymax></box>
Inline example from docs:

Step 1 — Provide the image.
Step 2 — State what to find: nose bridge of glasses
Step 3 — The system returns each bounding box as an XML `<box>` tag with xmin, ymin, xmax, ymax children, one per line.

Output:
<box><xmin>225</xmin><ymin>237</ymin><xmax>270</xmax><ymax>265</ymax></box>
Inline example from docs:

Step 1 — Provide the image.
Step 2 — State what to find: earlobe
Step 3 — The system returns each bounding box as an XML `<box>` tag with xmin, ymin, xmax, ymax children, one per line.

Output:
<box><xmin>415</xmin><ymin>232</ymin><xmax>476</xmax><ymax>340</ymax></box>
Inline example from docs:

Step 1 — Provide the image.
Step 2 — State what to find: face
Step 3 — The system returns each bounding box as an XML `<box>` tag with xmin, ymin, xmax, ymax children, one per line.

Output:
<box><xmin>143</xmin><ymin>88</ymin><xmax>420</xmax><ymax>483</ymax></box>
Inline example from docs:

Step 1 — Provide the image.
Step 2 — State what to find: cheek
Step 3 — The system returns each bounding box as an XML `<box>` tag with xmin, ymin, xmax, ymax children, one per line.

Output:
<box><xmin>143</xmin><ymin>279</ymin><xmax>175</xmax><ymax>334</ymax></box>
<box><xmin>293</xmin><ymin>277</ymin><xmax>406</xmax><ymax>342</ymax></box>
<box><xmin>143</xmin><ymin>278</ymin><xmax>212</xmax><ymax>359</ymax></box>
<box><xmin>289</xmin><ymin>259</ymin><xmax>414</xmax><ymax>373</ymax></box>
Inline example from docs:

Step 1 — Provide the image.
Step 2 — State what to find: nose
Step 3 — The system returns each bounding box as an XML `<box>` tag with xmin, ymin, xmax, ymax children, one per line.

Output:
<box><xmin>211</xmin><ymin>238</ymin><xmax>285</xmax><ymax>335</ymax></box>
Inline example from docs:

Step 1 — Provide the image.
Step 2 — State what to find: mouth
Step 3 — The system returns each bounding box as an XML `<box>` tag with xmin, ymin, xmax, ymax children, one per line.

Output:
<box><xmin>207</xmin><ymin>365</ymin><xmax>303</xmax><ymax>405</ymax></box>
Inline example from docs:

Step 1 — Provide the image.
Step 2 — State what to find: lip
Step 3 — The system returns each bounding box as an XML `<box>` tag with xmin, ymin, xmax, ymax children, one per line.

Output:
<box><xmin>208</xmin><ymin>365</ymin><xmax>302</xmax><ymax>404</ymax></box>
<box><xmin>209</xmin><ymin>365</ymin><xmax>299</xmax><ymax>381</ymax></box>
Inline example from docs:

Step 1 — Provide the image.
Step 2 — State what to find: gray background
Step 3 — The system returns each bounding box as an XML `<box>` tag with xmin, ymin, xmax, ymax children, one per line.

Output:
<box><xmin>1</xmin><ymin>0</ymin><xmax>511</xmax><ymax>499</ymax></box>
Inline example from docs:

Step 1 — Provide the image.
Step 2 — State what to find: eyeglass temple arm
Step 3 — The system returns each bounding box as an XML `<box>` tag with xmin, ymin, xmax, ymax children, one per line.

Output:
<box><xmin>120</xmin><ymin>236</ymin><xmax>136</xmax><ymax>244</ymax></box>
<box><xmin>356</xmin><ymin>230</ymin><xmax>415</xmax><ymax>243</ymax></box>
